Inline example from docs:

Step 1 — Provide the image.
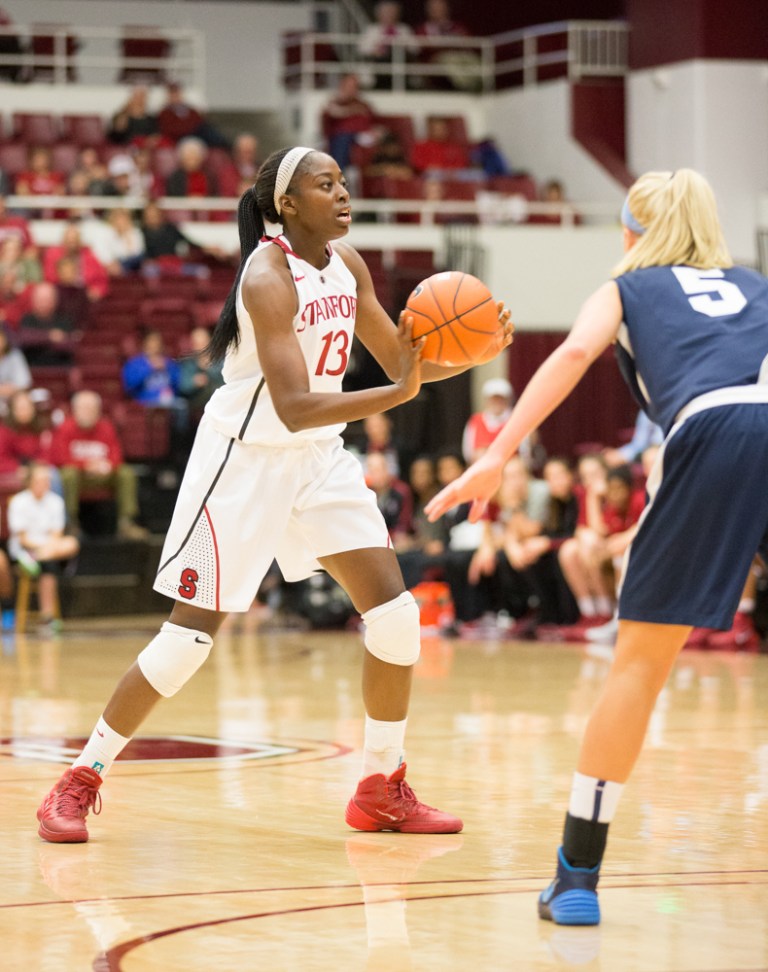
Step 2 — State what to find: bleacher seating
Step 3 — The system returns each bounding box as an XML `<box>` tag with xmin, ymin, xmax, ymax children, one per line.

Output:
<box><xmin>60</xmin><ymin>114</ymin><xmax>106</xmax><ymax>148</ymax></box>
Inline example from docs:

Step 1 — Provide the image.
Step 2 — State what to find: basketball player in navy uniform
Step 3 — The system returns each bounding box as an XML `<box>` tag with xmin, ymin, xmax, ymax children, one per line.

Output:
<box><xmin>426</xmin><ymin>168</ymin><xmax>768</xmax><ymax>924</ymax></box>
<box><xmin>36</xmin><ymin>147</ymin><xmax>512</xmax><ymax>842</ymax></box>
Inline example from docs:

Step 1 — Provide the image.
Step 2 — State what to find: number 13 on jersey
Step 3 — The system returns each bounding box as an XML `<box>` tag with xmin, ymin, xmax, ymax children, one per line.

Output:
<box><xmin>315</xmin><ymin>329</ymin><xmax>350</xmax><ymax>376</ymax></box>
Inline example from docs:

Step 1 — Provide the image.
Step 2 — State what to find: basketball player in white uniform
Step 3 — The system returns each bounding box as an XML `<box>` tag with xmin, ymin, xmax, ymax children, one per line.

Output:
<box><xmin>37</xmin><ymin>146</ymin><xmax>512</xmax><ymax>842</ymax></box>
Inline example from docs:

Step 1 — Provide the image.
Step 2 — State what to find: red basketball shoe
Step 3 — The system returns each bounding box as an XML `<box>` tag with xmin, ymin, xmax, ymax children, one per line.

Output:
<box><xmin>345</xmin><ymin>763</ymin><xmax>463</xmax><ymax>834</ymax></box>
<box><xmin>37</xmin><ymin>766</ymin><xmax>103</xmax><ymax>843</ymax></box>
<box><xmin>707</xmin><ymin>612</ymin><xmax>761</xmax><ymax>652</ymax></box>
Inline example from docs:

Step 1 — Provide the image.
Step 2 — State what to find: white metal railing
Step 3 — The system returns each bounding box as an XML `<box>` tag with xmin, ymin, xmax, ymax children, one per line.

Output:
<box><xmin>282</xmin><ymin>20</ymin><xmax>628</xmax><ymax>94</ymax></box>
<box><xmin>8</xmin><ymin>194</ymin><xmax>621</xmax><ymax>229</ymax></box>
<box><xmin>0</xmin><ymin>23</ymin><xmax>205</xmax><ymax>89</ymax></box>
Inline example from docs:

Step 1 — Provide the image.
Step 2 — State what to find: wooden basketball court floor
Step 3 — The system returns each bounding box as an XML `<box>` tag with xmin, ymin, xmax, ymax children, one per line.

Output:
<box><xmin>2</xmin><ymin>615</ymin><xmax>768</xmax><ymax>971</ymax></box>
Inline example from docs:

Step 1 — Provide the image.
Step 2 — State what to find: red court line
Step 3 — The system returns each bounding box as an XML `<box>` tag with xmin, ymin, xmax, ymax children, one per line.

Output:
<box><xmin>1</xmin><ymin>737</ymin><xmax>353</xmax><ymax>780</ymax></box>
<box><xmin>95</xmin><ymin>880</ymin><xmax>768</xmax><ymax>972</ymax></box>
<box><xmin>7</xmin><ymin>868</ymin><xmax>767</xmax><ymax>911</ymax></box>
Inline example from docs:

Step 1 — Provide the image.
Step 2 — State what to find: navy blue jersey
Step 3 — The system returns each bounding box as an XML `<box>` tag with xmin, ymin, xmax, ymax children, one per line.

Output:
<box><xmin>614</xmin><ymin>265</ymin><xmax>768</xmax><ymax>433</ymax></box>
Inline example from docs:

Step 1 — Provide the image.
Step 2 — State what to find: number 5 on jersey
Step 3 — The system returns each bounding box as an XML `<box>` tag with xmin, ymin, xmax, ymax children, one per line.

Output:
<box><xmin>672</xmin><ymin>267</ymin><xmax>747</xmax><ymax>318</ymax></box>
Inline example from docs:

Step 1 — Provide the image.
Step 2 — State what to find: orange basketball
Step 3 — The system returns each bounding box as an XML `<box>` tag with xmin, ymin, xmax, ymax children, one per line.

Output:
<box><xmin>405</xmin><ymin>271</ymin><xmax>499</xmax><ymax>367</ymax></box>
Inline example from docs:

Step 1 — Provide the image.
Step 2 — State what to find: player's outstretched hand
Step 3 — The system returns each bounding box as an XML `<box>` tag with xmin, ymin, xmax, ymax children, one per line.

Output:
<box><xmin>425</xmin><ymin>453</ymin><xmax>505</xmax><ymax>523</ymax></box>
<box><xmin>474</xmin><ymin>302</ymin><xmax>514</xmax><ymax>365</ymax></box>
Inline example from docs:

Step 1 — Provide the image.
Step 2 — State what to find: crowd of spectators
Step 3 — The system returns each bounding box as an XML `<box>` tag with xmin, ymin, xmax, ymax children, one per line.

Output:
<box><xmin>343</xmin><ymin>401</ymin><xmax>758</xmax><ymax>652</ymax></box>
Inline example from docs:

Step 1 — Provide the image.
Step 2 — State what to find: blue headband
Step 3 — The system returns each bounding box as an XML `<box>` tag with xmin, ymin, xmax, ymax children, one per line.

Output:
<box><xmin>621</xmin><ymin>196</ymin><xmax>645</xmax><ymax>235</ymax></box>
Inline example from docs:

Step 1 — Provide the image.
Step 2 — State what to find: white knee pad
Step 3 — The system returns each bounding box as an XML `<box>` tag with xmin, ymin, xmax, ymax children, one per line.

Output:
<box><xmin>137</xmin><ymin>621</ymin><xmax>213</xmax><ymax>698</ymax></box>
<box><xmin>362</xmin><ymin>591</ymin><xmax>421</xmax><ymax>666</ymax></box>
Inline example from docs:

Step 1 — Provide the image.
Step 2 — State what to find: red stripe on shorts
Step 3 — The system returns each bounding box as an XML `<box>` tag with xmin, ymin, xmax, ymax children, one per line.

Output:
<box><xmin>203</xmin><ymin>504</ymin><xmax>221</xmax><ymax>612</ymax></box>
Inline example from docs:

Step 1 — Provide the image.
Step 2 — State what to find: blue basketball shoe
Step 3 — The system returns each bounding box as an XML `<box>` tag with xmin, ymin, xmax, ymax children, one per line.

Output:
<box><xmin>538</xmin><ymin>846</ymin><xmax>601</xmax><ymax>925</ymax></box>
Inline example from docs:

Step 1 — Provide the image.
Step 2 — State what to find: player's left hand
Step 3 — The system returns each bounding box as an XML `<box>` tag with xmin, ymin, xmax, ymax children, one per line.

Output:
<box><xmin>473</xmin><ymin>302</ymin><xmax>513</xmax><ymax>364</ymax></box>
<box><xmin>425</xmin><ymin>452</ymin><xmax>505</xmax><ymax>523</ymax></box>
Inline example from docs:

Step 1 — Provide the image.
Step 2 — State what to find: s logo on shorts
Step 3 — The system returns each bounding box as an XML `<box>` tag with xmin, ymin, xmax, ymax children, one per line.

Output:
<box><xmin>178</xmin><ymin>567</ymin><xmax>199</xmax><ymax>600</ymax></box>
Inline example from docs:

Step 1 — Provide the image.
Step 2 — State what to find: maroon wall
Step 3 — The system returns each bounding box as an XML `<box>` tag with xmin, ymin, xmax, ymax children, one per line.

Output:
<box><xmin>571</xmin><ymin>79</ymin><xmax>633</xmax><ymax>187</ymax></box>
<box><xmin>507</xmin><ymin>332</ymin><xmax>638</xmax><ymax>456</ymax></box>
<box><xmin>627</xmin><ymin>0</ymin><xmax>768</xmax><ymax>69</ymax></box>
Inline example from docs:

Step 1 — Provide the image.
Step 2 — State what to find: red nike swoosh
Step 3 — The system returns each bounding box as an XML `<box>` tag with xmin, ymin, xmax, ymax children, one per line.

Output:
<box><xmin>294</xmin><ymin>275</ymin><xmax>305</xmax><ymax>282</ymax></box>
<box><xmin>96</xmin><ymin>729</ymin><xmax>104</xmax><ymax>737</ymax></box>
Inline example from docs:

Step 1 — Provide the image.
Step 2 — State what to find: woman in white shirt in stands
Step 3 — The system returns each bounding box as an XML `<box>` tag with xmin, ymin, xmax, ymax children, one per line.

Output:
<box><xmin>8</xmin><ymin>463</ymin><xmax>80</xmax><ymax>633</ymax></box>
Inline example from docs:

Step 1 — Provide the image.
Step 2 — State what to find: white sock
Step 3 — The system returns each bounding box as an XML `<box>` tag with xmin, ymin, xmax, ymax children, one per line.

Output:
<box><xmin>738</xmin><ymin>598</ymin><xmax>755</xmax><ymax>614</ymax></box>
<box><xmin>569</xmin><ymin>771</ymin><xmax>624</xmax><ymax>823</ymax></box>
<box><xmin>595</xmin><ymin>596</ymin><xmax>613</xmax><ymax>616</ymax></box>
<box><xmin>362</xmin><ymin>715</ymin><xmax>406</xmax><ymax>778</ymax></box>
<box><xmin>73</xmin><ymin>716</ymin><xmax>131</xmax><ymax>778</ymax></box>
<box><xmin>578</xmin><ymin>597</ymin><xmax>596</xmax><ymax>618</ymax></box>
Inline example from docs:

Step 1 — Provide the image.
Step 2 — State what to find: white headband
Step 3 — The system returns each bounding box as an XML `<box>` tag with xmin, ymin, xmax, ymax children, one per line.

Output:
<box><xmin>273</xmin><ymin>146</ymin><xmax>315</xmax><ymax>216</ymax></box>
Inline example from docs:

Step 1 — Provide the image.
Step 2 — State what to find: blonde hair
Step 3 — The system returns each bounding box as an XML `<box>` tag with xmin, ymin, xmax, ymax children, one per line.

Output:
<box><xmin>613</xmin><ymin>169</ymin><xmax>732</xmax><ymax>276</ymax></box>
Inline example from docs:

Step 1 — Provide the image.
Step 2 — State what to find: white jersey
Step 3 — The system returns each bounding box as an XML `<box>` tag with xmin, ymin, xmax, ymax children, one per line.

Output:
<box><xmin>204</xmin><ymin>234</ymin><xmax>358</xmax><ymax>446</ymax></box>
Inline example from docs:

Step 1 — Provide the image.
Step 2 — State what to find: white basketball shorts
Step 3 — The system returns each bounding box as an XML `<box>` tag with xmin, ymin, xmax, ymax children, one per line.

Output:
<box><xmin>154</xmin><ymin>417</ymin><xmax>391</xmax><ymax>612</ymax></box>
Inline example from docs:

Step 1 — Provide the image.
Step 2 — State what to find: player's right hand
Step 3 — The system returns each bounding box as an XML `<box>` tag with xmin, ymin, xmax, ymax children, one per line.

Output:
<box><xmin>425</xmin><ymin>453</ymin><xmax>505</xmax><ymax>523</ymax></box>
<box><xmin>395</xmin><ymin>311</ymin><xmax>425</xmax><ymax>401</ymax></box>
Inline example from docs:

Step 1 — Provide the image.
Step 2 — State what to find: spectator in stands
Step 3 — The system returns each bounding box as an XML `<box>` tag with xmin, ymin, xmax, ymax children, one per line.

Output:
<box><xmin>362</xmin><ymin>411</ymin><xmax>402</xmax><ymax>476</ymax></box>
<box><xmin>51</xmin><ymin>390</ymin><xmax>147</xmax><ymax>539</ymax></box>
<box><xmin>0</xmin><ymin>193</ymin><xmax>34</xmax><ymax>253</ymax></box>
<box><xmin>8</xmin><ymin>463</ymin><xmax>80</xmax><ymax>634</ymax></box>
<box><xmin>416</xmin><ymin>0</ymin><xmax>477</xmax><ymax>92</ymax></box>
<box><xmin>157</xmin><ymin>82</ymin><xmax>230</xmax><ymax>148</ymax></box>
<box><xmin>395</xmin><ymin>455</ymin><xmax>449</xmax><ymax>588</ymax></box>
<box><xmin>216</xmin><ymin>133</ymin><xmax>262</xmax><ymax>197</ymax></box>
<box><xmin>98</xmin><ymin>208</ymin><xmax>145</xmax><ymax>276</ymax></box>
<box><xmin>0</xmin><ymin>236</ymin><xmax>42</xmax><ymax>289</ymax></box>
<box><xmin>69</xmin><ymin>148</ymin><xmax>111</xmax><ymax>197</ymax></box>
<box><xmin>417</xmin><ymin>0</ymin><xmax>469</xmax><ymax>41</ymax></box>
<box><xmin>463</xmin><ymin>378</ymin><xmax>543</xmax><ymax>471</ymax></box>
<box><xmin>6</xmin><ymin>389</ymin><xmax>53</xmax><ymax>468</ymax></box>
<box><xmin>0</xmin><ymin>326</ymin><xmax>32</xmax><ymax>405</ymax></box>
<box><xmin>231</xmin><ymin>133</ymin><xmax>262</xmax><ymax>182</ymax></box>
<box><xmin>15</xmin><ymin>147</ymin><xmax>67</xmax><ymax>199</ymax></box>
<box><xmin>364</xmin><ymin>450</ymin><xmax>413</xmax><ymax>544</ymax></box>
<box><xmin>358</xmin><ymin>1</ymin><xmax>418</xmax><ymax>90</ymax></box>
<box><xmin>0</xmin><ymin>167</ymin><xmax>10</xmax><ymax>196</ymax></box>
<box><xmin>462</xmin><ymin>377</ymin><xmax>512</xmax><ymax>462</ymax></box>
<box><xmin>0</xmin><ymin>266</ymin><xmax>28</xmax><ymax>330</ymax></box>
<box><xmin>108</xmin><ymin>85</ymin><xmax>161</xmax><ymax>148</ymax></box>
<box><xmin>471</xmin><ymin>136</ymin><xmax>514</xmax><ymax>177</ymax></box>
<box><xmin>488</xmin><ymin>455</ymin><xmax>551</xmax><ymax>627</ymax></box>
<box><xmin>534</xmin><ymin>178</ymin><xmax>580</xmax><ymax>225</ymax></box>
<box><xmin>132</xmin><ymin>146</ymin><xmax>162</xmax><ymax>199</ymax></box>
<box><xmin>164</xmin><ymin>137</ymin><xmax>217</xmax><ymax>198</ymax></box>
<box><xmin>122</xmin><ymin>329</ymin><xmax>181</xmax><ymax>406</ymax></box>
<box><xmin>139</xmin><ymin>202</ymin><xmax>211</xmax><ymax>277</ymax></box>
<box><xmin>364</xmin><ymin>131</ymin><xmax>414</xmax><ymax>181</ymax></box>
<box><xmin>104</xmin><ymin>154</ymin><xmax>143</xmax><ymax>199</ymax></box>
<box><xmin>43</xmin><ymin>222</ymin><xmax>109</xmax><ymax>302</ymax></box>
<box><xmin>17</xmin><ymin>281</ymin><xmax>78</xmax><ymax>366</ymax></box>
<box><xmin>0</xmin><ymin>388</ymin><xmax>61</xmax><ymax>498</ymax></box>
<box><xmin>178</xmin><ymin>325</ymin><xmax>224</xmax><ymax>420</ymax></box>
<box><xmin>504</xmin><ymin>456</ymin><xmax>579</xmax><ymax>630</ymax></box>
<box><xmin>321</xmin><ymin>73</ymin><xmax>379</xmax><ymax>171</ymax></box>
<box><xmin>410</xmin><ymin>117</ymin><xmax>472</xmax><ymax>175</ymax></box>
<box><xmin>559</xmin><ymin>461</ymin><xmax>645</xmax><ymax>629</ymax></box>
<box><xmin>50</xmin><ymin>254</ymin><xmax>92</xmax><ymax>325</ymax></box>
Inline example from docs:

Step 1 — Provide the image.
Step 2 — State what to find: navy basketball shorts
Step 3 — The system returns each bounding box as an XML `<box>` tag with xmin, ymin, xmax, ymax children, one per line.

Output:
<box><xmin>154</xmin><ymin>418</ymin><xmax>391</xmax><ymax>613</ymax></box>
<box><xmin>619</xmin><ymin>403</ymin><xmax>768</xmax><ymax>630</ymax></box>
